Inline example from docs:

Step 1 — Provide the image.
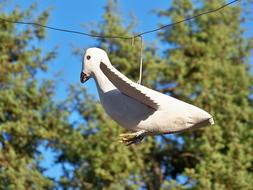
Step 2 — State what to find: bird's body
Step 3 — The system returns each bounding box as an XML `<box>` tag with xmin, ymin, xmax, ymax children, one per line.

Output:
<box><xmin>81</xmin><ymin>47</ymin><xmax>214</xmax><ymax>144</ymax></box>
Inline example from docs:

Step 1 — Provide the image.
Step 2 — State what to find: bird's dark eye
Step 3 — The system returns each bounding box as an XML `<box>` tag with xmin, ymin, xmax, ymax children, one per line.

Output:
<box><xmin>86</xmin><ymin>55</ymin><xmax>91</xmax><ymax>60</ymax></box>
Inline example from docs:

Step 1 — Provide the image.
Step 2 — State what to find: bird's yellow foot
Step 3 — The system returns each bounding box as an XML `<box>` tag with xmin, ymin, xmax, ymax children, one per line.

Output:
<box><xmin>119</xmin><ymin>130</ymin><xmax>146</xmax><ymax>146</ymax></box>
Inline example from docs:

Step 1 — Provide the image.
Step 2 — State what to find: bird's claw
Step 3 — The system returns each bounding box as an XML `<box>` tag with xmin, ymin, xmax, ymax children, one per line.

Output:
<box><xmin>119</xmin><ymin>131</ymin><xmax>146</xmax><ymax>146</ymax></box>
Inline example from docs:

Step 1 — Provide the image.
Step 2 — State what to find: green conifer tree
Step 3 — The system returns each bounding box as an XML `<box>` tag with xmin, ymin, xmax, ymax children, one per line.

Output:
<box><xmin>158</xmin><ymin>0</ymin><xmax>253</xmax><ymax>189</ymax></box>
<box><xmin>0</xmin><ymin>4</ymin><xmax>70</xmax><ymax>190</ymax></box>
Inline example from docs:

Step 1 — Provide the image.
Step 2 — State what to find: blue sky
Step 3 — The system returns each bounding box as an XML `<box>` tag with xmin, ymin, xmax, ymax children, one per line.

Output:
<box><xmin>4</xmin><ymin>0</ymin><xmax>172</xmax><ymax>100</ymax></box>
<box><xmin>3</xmin><ymin>0</ymin><xmax>253</xmax><ymax>183</ymax></box>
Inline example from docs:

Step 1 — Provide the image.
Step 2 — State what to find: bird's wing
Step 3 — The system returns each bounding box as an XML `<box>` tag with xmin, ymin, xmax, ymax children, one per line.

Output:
<box><xmin>100</xmin><ymin>61</ymin><xmax>159</xmax><ymax>110</ymax></box>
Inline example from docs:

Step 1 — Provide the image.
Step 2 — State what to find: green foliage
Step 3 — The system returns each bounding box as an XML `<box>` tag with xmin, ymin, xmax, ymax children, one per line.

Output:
<box><xmin>158</xmin><ymin>0</ymin><xmax>253</xmax><ymax>189</ymax></box>
<box><xmin>0</xmin><ymin>4</ymin><xmax>69</xmax><ymax>190</ymax></box>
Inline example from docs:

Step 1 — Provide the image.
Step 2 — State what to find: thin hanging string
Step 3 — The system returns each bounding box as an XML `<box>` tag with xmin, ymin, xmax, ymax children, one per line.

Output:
<box><xmin>138</xmin><ymin>36</ymin><xmax>143</xmax><ymax>85</ymax></box>
<box><xmin>0</xmin><ymin>0</ymin><xmax>239</xmax><ymax>39</ymax></box>
<box><xmin>131</xmin><ymin>36</ymin><xmax>135</xmax><ymax>46</ymax></box>
<box><xmin>131</xmin><ymin>36</ymin><xmax>143</xmax><ymax>84</ymax></box>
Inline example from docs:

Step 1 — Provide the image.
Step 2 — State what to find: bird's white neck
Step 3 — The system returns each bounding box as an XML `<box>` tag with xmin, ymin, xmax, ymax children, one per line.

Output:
<box><xmin>93</xmin><ymin>68</ymin><xmax>116</xmax><ymax>95</ymax></box>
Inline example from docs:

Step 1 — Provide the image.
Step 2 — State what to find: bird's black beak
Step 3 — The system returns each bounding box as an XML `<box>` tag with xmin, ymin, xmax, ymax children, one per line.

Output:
<box><xmin>80</xmin><ymin>72</ymin><xmax>90</xmax><ymax>83</ymax></box>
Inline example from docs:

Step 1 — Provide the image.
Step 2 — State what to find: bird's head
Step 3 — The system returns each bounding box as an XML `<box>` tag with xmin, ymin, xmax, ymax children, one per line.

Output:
<box><xmin>80</xmin><ymin>47</ymin><xmax>111</xmax><ymax>83</ymax></box>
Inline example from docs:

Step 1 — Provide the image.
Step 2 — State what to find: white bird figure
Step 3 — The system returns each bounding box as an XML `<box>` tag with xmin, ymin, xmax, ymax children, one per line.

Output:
<box><xmin>80</xmin><ymin>47</ymin><xmax>214</xmax><ymax>145</ymax></box>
